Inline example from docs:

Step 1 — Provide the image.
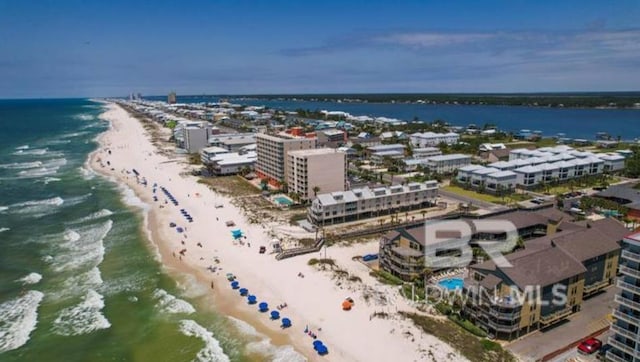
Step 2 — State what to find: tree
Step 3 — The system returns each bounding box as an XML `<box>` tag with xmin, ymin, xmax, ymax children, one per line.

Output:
<box><xmin>312</xmin><ymin>185</ymin><xmax>321</xmax><ymax>197</ymax></box>
<box><xmin>625</xmin><ymin>146</ymin><xmax>640</xmax><ymax>178</ymax></box>
<box><xmin>280</xmin><ymin>181</ymin><xmax>288</xmax><ymax>193</ymax></box>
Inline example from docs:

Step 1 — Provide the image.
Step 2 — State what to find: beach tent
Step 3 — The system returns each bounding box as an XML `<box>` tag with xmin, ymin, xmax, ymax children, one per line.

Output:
<box><xmin>239</xmin><ymin>288</ymin><xmax>248</xmax><ymax>296</ymax></box>
<box><xmin>230</xmin><ymin>281</ymin><xmax>239</xmax><ymax>289</ymax></box>
<box><xmin>270</xmin><ymin>311</ymin><xmax>280</xmax><ymax>319</ymax></box>
<box><xmin>258</xmin><ymin>302</ymin><xmax>268</xmax><ymax>312</ymax></box>
<box><xmin>247</xmin><ymin>295</ymin><xmax>257</xmax><ymax>304</ymax></box>
<box><xmin>342</xmin><ymin>300</ymin><xmax>352</xmax><ymax>311</ymax></box>
<box><xmin>281</xmin><ymin>318</ymin><xmax>292</xmax><ymax>328</ymax></box>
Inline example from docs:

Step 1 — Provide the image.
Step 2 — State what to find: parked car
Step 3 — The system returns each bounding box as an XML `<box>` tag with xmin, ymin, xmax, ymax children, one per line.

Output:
<box><xmin>578</xmin><ymin>337</ymin><xmax>602</xmax><ymax>354</ymax></box>
<box><xmin>362</xmin><ymin>254</ymin><xmax>378</xmax><ymax>262</ymax></box>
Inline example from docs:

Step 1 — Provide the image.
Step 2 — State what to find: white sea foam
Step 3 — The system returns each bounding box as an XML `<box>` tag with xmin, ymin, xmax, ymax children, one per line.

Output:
<box><xmin>63</xmin><ymin>193</ymin><xmax>92</xmax><ymax>207</ymax></box>
<box><xmin>16</xmin><ymin>273</ymin><xmax>43</xmax><ymax>285</ymax></box>
<box><xmin>73</xmin><ymin>113</ymin><xmax>95</xmax><ymax>121</ymax></box>
<box><xmin>152</xmin><ymin>289</ymin><xmax>196</xmax><ymax>315</ymax></box>
<box><xmin>59</xmin><ymin>131</ymin><xmax>90</xmax><ymax>139</ymax></box>
<box><xmin>1</xmin><ymin>196</ymin><xmax>64</xmax><ymax>217</ymax></box>
<box><xmin>49</xmin><ymin>268</ymin><xmax>103</xmax><ymax>301</ymax></box>
<box><xmin>79</xmin><ymin>166</ymin><xmax>96</xmax><ymax>180</ymax></box>
<box><xmin>51</xmin><ymin>290</ymin><xmax>110</xmax><ymax>336</ymax></box>
<box><xmin>0</xmin><ymin>227</ymin><xmax>9</xmax><ymax>232</ymax></box>
<box><xmin>13</xmin><ymin>148</ymin><xmax>48</xmax><ymax>156</ymax></box>
<box><xmin>0</xmin><ymin>290</ymin><xmax>45</xmax><ymax>353</ymax></box>
<box><xmin>43</xmin><ymin>139</ymin><xmax>71</xmax><ymax>146</ymax></box>
<box><xmin>0</xmin><ymin>161</ymin><xmax>43</xmax><ymax>170</ymax></box>
<box><xmin>179</xmin><ymin>320</ymin><xmax>230</xmax><ymax>362</ymax></box>
<box><xmin>49</xmin><ymin>220</ymin><xmax>112</xmax><ymax>273</ymax></box>
<box><xmin>41</xmin><ymin>177</ymin><xmax>62</xmax><ymax>185</ymax></box>
<box><xmin>42</xmin><ymin>158</ymin><xmax>67</xmax><ymax>169</ymax></box>
<box><xmin>69</xmin><ymin>209</ymin><xmax>114</xmax><ymax>224</ymax></box>
<box><xmin>229</xmin><ymin>317</ymin><xmax>307</xmax><ymax>362</ymax></box>
<box><xmin>118</xmin><ymin>184</ymin><xmax>149</xmax><ymax>211</ymax></box>
<box><xmin>15</xmin><ymin>145</ymin><xmax>29</xmax><ymax>150</ymax></box>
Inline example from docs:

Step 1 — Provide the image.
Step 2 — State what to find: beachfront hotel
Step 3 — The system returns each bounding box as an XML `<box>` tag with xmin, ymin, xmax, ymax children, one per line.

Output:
<box><xmin>409</xmin><ymin>131</ymin><xmax>460</xmax><ymax>147</ymax></box>
<box><xmin>308</xmin><ymin>181</ymin><xmax>438</xmax><ymax>225</ymax></box>
<box><xmin>255</xmin><ymin>132</ymin><xmax>316</xmax><ymax>187</ymax></box>
<box><xmin>286</xmin><ymin>148</ymin><xmax>347</xmax><ymax>201</ymax></box>
<box><xmin>608</xmin><ymin>231</ymin><xmax>640</xmax><ymax>362</ymax></box>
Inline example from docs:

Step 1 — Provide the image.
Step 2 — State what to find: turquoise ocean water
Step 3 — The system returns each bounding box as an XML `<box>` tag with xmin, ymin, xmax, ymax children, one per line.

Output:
<box><xmin>0</xmin><ymin>99</ymin><xmax>271</xmax><ymax>362</ymax></box>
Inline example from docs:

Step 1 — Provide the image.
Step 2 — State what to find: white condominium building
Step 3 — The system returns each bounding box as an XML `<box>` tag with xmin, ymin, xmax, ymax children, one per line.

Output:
<box><xmin>410</xmin><ymin>132</ymin><xmax>460</xmax><ymax>147</ymax></box>
<box><xmin>425</xmin><ymin>154</ymin><xmax>472</xmax><ymax>174</ymax></box>
<box><xmin>287</xmin><ymin>148</ymin><xmax>346</xmax><ymax>201</ymax></box>
<box><xmin>255</xmin><ymin>133</ymin><xmax>316</xmax><ymax>187</ymax></box>
<box><xmin>308</xmin><ymin>181</ymin><xmax>439</xmax><ymax>225</ymax></box>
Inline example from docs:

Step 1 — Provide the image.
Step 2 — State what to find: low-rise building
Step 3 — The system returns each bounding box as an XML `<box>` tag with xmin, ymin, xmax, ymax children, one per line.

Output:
<box><xmin>412</xmin><ymin>147</ymin><xmax>442</xmax><ymax>159</ymax></box>
<box><xmin>366</xmin><ymin>144</ymin><xmax>406</xmax><ymax>157</ymax></box>
<box><xmin>308</xmin><ymin>181</ymin><xmax>438</xmax><ymax>225</ymax></box>
<box><xmin>210</xmin><ymin>153</ymin><xmax>257</xmax><ymax>175</ymax></box>
<box><xmin>425</xmin><ymin>154</ymin><xmax>472</xmax><ymax>174</ymax></box>
<box><xmin>410</xmin><ymin>132</ymin><xmax>460</xmax><ymax>147</ymax></box>
<box><xmin>200</xmin><ymin>146</ymin><xmax>231</xmax><ymax>164</ymax></box>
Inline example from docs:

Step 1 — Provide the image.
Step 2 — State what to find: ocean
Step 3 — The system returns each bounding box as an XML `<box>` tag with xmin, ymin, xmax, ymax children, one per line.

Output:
<box><xmin>0</xmin><ymin>99</ymin><xmax>296</xmax><ymax>362</ymax></box>
<box><xmin>148</xmin><ymin>95</ymin><xmax>640</xmax><ymax>140</ymax></box>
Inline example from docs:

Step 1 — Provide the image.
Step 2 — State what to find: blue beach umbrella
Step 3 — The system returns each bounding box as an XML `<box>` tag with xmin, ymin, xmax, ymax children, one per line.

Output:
<box><xmin>230</xmin><ymin>281</ymin><xmax>240</xmax><ymax>289</ymax></box>
<box><xmin>313</xmin><ymin>340</ymin><xmax>324</xmax><ymax>348</ymax></box>
<box><xmin>270</xmin><ymin>310</ymin><xmax>280</xmax><ymax>319</ymax></box>
<box><xmin>239</xmin><ymin>288</ymin><xmax>248</xmax><ymax>296</ymax></box>
<box><xmin>176</xmin><ymin>227</ymin><xmax>184</xmax><ymax>233</ymax></box>
<box><xmin>258</xmin><ymin>302</ymin><xmax>268</xmax><ymax>312</ymax></box>
<box><xmin>281</xmin><ymin>318</ymin><xmax>291</xmax><ymax>328</ymax></box>
<box><xmin>247</xmin><ymin>295</ymin><xmax>257</xmax><ymax>304</ymax></box>
<box><xmin>317</xmin><ymin>345</ymin><xmax>328</xmax><ymax>355</ymax></box>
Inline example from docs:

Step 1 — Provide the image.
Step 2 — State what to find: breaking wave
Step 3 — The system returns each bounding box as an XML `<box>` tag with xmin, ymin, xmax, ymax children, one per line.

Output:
<box><xmin>69</xmin><ymin>209</ymin><xmax>114</xmax><ymax>224</ymax></box>
<box><xmin>179</xmin><ymin>320</ymin><xmax>230</xmax><ymax>362</ymax></box>
<box><xmin>48</xmin><ymin>220</ymin><xmax>112</xmax><ymax>273</ymax></box>
<box><xmin>0</xmin><ymin>291</ymin><xmax>45</xmax><ymax>353</ymax></box>
<box><xmin>51</xmin><ymin>290</ymin><xmax>111</xmax><ymax>336</ymax></box>
<box><xmin>152</xmin><ymin>289</ymin><xmax>195</xmax><ymax>315</ymax></box>
<box><xmin>16</xmin><ymin>273</ymin><xmax>43</xmax><ymax>285</ymax></box>
<box><xmin>0</xmin><ymin>161</ymin><xmax>42</xmax><ymax>170</ymax></box>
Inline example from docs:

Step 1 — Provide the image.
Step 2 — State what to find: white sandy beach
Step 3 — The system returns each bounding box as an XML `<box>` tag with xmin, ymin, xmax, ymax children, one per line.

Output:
<box><xmin>89</xmin><ymin>102</ymin><xmax>466</xmax><ymax>362</ymax></box>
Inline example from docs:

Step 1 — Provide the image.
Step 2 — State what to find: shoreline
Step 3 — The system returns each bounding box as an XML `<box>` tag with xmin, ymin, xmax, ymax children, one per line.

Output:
<box><xmin>87</xmin><ymin>102</ymin><xmax>465</xmax><ymax>361</ymax></box>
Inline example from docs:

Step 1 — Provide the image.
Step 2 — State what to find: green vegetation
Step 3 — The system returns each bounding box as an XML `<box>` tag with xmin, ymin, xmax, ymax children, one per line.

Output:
<box><xmin>401</xmin><ymin>312</ymin><xmax>516</xmax><ymax>362</ymax></box>
<box><xmin>187</xmin><ymin>153</ymin><xmax>201</xmax><ymax>165</ymax></box>
<box><xmin>307</xmin><ymin>258</ymin><xmax>336</xmax><ymax>267</ymax></box>
<box><xmin>625</xmin><ymin>146</ymin><xmax>640</xmax><ymax>178</ymax></box>
<box><xmin>197</xmin><ymin>175</ymin><xmax>261</xmax><ymax>196</ymax></box>
<box><xmin>443</xmin><ymin>185</ymin><xmax>531</xmax><ymax>204</ymax></box>
<box><xmin>165</xmin><ymin>120</ymin><xmax>177</xmax><ymax>129</ymax></box>
<box><xmin>246</xmin><ymin>92</ymin><xmax>640</xmax><ymax>108</ymax></box>
<box><xmin>369</xmin><ymin>270</ymin><xmax>404</xmax><ymax>286</ymax></box>
<box><xmin>449</xmin><ymin>314</ymin><xmax>487</xmax><ymax>337</ymax></box>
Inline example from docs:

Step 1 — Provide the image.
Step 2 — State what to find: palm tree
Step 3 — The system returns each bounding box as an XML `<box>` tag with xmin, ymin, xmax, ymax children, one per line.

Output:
<box><xmin>312</xmin><ymin>185</ymin><xmax>321</xmax><ymax>197</ymax></box>
<box><xmin>421</xmin><ymin>210</ymin><xmax>427</xmax><ymax>220</ymax></box>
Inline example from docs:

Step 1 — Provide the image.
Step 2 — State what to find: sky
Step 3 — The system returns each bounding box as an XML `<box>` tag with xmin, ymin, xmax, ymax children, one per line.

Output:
<box><xmin>1</xmin><ymin>0</ymin><xmax>639</xmax><ymax>98</ymax></box>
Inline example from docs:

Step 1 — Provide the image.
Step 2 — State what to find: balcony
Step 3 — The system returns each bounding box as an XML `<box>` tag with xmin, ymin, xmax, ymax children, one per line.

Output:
<box><xmin>620</xmin><ymin>265</ymin><xmax>640</xmax><ymax>279</ymax></box>
<box><xmin>608</xmin><ymin>338</ymin><xmax>637</xmax><ymax>357</ymax></box>
<box><xmin>488</xmin><ymin>308</ymin><xmax>521</xmax><ymax>320</ymax></box>
<box><xmin>614</xmin><ymin>309</ymin><xmax>640</xmax><ymax>327</ymax></box>
<box><xmin>618</xmin><ymin>279</ymin><xmax>640</xmax><ymax>296</ymax></box>
<box><xmin>611</xmin><ymin>323</ymin><xmax>640</xmax><ymax>341</ymax></box>
<box><xmin>622</xmin><ymin>250</ymin><xmax>640</xmax><ymax>264</ymax></box>
<box><xmin>616</xmin><ymin>294</ymin><xmax>640</xmax><ymax>311</ymax></box>
<box><xmin>583</xmin><ymin>279</ymin><xmax>611</xmax><ymax>295</ymax></box>
<box><xmin>606</xmin><ymin>350</ymin><xmax>632</xmax><ymax>362</ymax></box>
<box><xmin>540</xmin><ymin>307</ymin><xmax>572</xmax><ymax>325</ymax></box>
<box><xmin>487</xmin><ymin>320</ymin><xmax>520</xmax><ymax>332</ymax></box>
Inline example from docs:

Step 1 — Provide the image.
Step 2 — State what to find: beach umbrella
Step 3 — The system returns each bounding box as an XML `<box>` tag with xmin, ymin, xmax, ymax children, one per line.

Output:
<box><xmin>313</xmin><ymin>340</ymin><xmax>324</xmax><ymax>348</ymax></box>
<box><xmin>169</xmin><ymin>222</ymin><xmax>176</xmax><ymax>227</ymax></box>
<box><xmin>230</xmin><ymin>281</ymin><xmax>240</xmax><ymax>289</ymax></box>
<box><xmin>270</xmin><ymin>310</ymin><xmax>280</xmax><ymax>319</ymax></box>
<box><xmin>342</xmin><ymin>300</ymin><xmax>352</xmax><ymax>310</ymax></box>
<box><xmin>247</xmin><ymin>295</ymin><xmax>257</xmax><ymax>304</ymax></box>
<box><xmin>317</xmin><ymin>345</ymin><xmax>328</xmax><ymax>355</ymax></box>
<box><xmin>281</xmin><ymin>318</ymin><xmax>291</xmax><ymax>328</ymax></box>
<box><xmin>258</xmin><ymin>302</ymin><xmax>268</xmax><ymax>312</ymax></box>
<box><xmin>176</xmin><ymin>227</ymin><xmax>184</xmax><ymax>233</ymax></box>
<box><xmin>239</xmin><ymin>288</ymin><xmax>248</xmax><ymax>296</ymax></box>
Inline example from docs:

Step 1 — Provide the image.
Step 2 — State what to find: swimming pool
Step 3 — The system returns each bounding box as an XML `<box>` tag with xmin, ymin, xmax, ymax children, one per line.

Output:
<box><xmin>438</xmin><ymin>278</ymin><xmax>464</xmax><ymax>291</ymax></box>
<box><xmin>274</xmin><ymin>196</ymin><xmax>293</xmax><ymax>206</ymax></box>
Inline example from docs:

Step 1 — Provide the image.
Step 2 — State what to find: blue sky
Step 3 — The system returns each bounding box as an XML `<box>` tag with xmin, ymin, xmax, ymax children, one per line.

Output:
<box><xmin>1</xmin><ymin>0</ymin><xmax>639</xmax><ymax>97</ymax></box>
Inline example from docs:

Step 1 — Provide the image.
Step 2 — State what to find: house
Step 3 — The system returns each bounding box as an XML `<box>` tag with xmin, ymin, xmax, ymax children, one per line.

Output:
<box><xmin>366</xmin><ymin>144</ymin><xmax>406</xmax><ymax>157</ymax></box>
<box><xmin>412</xmin><ymin>147</ymin><xmax>442</xmax><ymax>159</ymax></box>
<box><xmin>410</xmin><ymin>132</ymin><xmax>460</xmax><ymax>147</ymax></box>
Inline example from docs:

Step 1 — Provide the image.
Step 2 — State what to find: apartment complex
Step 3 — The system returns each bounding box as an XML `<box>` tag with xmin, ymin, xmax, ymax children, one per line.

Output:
<box><xmin>200</xmin><ymin>146</ymin><xmax>256</xmax><ymax>175</ymax></box>
<box><xmin>463</xmin><ymin>218</ymin><xmax>624</xmax><ymax>340</ymax></box>
<box><xmin>425</xmin><ymin>154</ymin><xmax>471</xmax><ymax>174</ymax></box>
<box><xmin>286</xmin><ymin>148</ymin><xmax>346</xmax><ymax>201</ymax></box>
<box><xmin>410</xmin><ymin>131</ymin><xmax>460</xmax><ymax>147</ymax></box>
<box><xmin>413</xmin><ymin>147</ymin><xmax>442</xmax><ymax>159</ymax></box>
<box><xmin>608</xmin><ymin>231</ymin><xmax>640</xmax><ymax>362</ymax></box>
<box><xmin>308</xmin><ymin>181</ymin><xmax>438</xmax><ymax>225</ymax></box>
<box><xmin>174</xmin><ymin>121</ymin><xmax>211</xmax><ymax>153</ymax></box>
<box><xmin>255</xmin><ymin>133</ymin><xmax>316</xmax><ymax>187</ymax></box>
